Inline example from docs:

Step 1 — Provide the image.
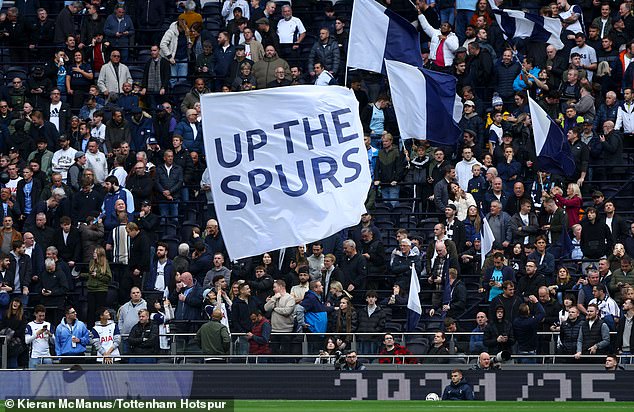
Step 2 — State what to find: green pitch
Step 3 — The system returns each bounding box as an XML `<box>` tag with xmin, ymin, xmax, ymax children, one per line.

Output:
<box><xmin>234</xmin><ymin>401</ymin><xmax>634</xmax><ymax>412</ymax></box>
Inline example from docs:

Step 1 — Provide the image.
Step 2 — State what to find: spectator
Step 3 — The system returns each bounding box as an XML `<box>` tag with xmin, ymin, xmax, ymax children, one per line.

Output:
<box><xmin>356</xmin><ymin>290</ymin><xmax>386</xmax><ymax>355</ymax></box>
<box><xmin>90</xmin><ymin>307</ymin><xmax>121</xmax><ymax>364</ymax></box>
<box><xmin>263</xmin><ymin>279</ymin><xmax>295</xmax><ymax>358</ymax></box>
<box><xmin>484</xmin><ymin>304</ymin><xmax>515</xmax><ymax>355</ymax></box>
<box><xmin>336</xmin><ymin>350</ymin><xmax>366</xmax><ymax>371</ymax></box>
<box><xmin>55</xmin><ymin>306</ymin><xmax>90</xmax><ymax>363</ymax></box>
<box><xmin>54</xmin><ymin>1</ymin><xmax>82</xmax><ymax>45</ymax></box>
<box><xmin>276</xmin><ymin>5</ymin><xmax>306</xmax><ymax>58</ymax></box>
<box><xmin>378</xmin><ymin>333</ymin><xmax>416</xmax><ymax>364</ymax></box>
<box><xmin>253</xmin><ymin>45</ymin><xmax>290</xmax><ymax>88</ymax></box>
<box><xmin>97</xmin><ymin>50</ymin><xmax>133</xmax><ymax>97</ymax></box>
<box><xmin>195</xmin><ymin>309</ymin><xmax>231</xmax><ymax>358</ymax></box>
<box><xmin>127</xmin><ymin>308</ymin><xmax>159</xmax><ymax>363</ymax></box>
<box><xmin>25</xmin><ymin>304</ymin><xmax>54</xmax><ymax>369</ymax></box>
<box><xmin>231</xmin><ymin>282</ymin><xmax>257</xmax><ymax>355</ymax></box>
<box><xmin>575</xmin><ymin>303</ymin><xmax>611</xmax><ymax>362</ymax></box>
<box><xmin>247</xmin><ymin>310</ymin><xmax>271</xmax><ymax>357</ymax></box>
<box><xmin>154</xmin><ymin>149</ymin><xmax>184</xmax><ymax>225</ymax></box>
<box><xmin>469</xmin><ymin>312</ymin><xmax>488</xmax><ymax>354</ymax></box>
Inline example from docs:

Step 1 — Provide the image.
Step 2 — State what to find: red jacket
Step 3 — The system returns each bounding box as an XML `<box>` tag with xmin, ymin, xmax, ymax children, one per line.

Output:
<box><xmin>378</xmin><ymin>344</ymin><xmax>417</xmax><ymax>364</ymax></box>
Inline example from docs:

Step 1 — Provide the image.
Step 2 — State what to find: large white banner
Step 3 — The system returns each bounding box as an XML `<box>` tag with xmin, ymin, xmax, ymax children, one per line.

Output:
<box><xmin>201</xmin><ymin>86</ymin><xmax>371</xmax><ymax>260</ymax></box>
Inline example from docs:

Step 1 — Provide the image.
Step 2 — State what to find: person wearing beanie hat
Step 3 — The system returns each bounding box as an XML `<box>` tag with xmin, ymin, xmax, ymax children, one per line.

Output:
<box><xmin>492</xmin><ymin>94</ymin><xmax>504</xmax><ymax>108</ymax></box>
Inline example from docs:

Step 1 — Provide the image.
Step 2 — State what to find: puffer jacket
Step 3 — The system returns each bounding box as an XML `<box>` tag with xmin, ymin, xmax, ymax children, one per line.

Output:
<box><xmin>307</xmin><ymin>37</ymin><xmax>341</xmax><ymax>74</ymax></box>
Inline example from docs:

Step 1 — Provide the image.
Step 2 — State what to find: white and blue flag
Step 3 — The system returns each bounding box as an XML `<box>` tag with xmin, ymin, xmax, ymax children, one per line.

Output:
<box><xmin>406</xmin><ymin>264</ymin><xmax>422</xmax><ymax>332</ymax></box>
<box><xmin>348</xmin><ymin>0</ymin><xmax>423</xmax><ymax>74</ymax></box>
<box><xmin>385</xmin><ymin>59</ymin><xmax>462</xmax><ymax>144</ymax></box>
<box><xmin>527</xmin><ymin>94</ymin><xmax>575</xmax><ymax>177</ymax></box>
<box><xmin>488</xmin><ymin>0</ymin><xmax>564</xmax><ymax>50</ymax></box>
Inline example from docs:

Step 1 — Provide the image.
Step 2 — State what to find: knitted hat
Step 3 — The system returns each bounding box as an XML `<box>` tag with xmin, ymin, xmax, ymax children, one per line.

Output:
<box><xmin>492</xmin><ymin>94</ymin><xmax>503</xmax><ymax>107</ymax></box>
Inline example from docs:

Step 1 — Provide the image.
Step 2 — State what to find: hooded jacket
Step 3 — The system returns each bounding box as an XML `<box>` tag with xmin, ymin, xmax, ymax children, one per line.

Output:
<box><xmin>253</xmin><ymin>54</ymin><xmax>290</xmax><ymax>88</ymax></box>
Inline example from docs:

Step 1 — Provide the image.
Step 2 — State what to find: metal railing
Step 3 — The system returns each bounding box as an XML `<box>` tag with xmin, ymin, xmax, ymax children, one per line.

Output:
<box><xmin>8</xmin><ymin>330</ymin><xmax>625</xmax><ymax>369</ymax></box>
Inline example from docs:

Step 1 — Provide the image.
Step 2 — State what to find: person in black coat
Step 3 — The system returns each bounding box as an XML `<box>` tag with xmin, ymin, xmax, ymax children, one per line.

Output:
<box><xmin>358</xmin><ymin>228</ymin><xmax>386</xmax><ymax>287</ymax></box>
<box><xmin>483</xmin><ymin>305</ymin><xmax>515</xmax><ymax>354</ymax></box>
<box><xmin>52</xmin><ymin>216</ymin><xmax>81</xmax><ymax>267</ymax></box>
<box><xmin>125</xmin><ymin>223</ymin><xmax>150</xmax><ymax>293</ymax></box>
<box><xmin>6</xmin><ymin>241</ymin><xmax>33</xmax><ymax>300</ymax></box>
<box><xmin>127</xmin><ymin>309</ymin><xmax>159</xmax><ymax>363</ymax></box>
<box><xmin>154</xmin><ymin>149</ymin><xmax>184</xmax><ymax>224</ymax></box>
<box><xmin>168</xmin><ymin>272</ymin><xmax>203</xmax><ymax>333</ymax></box>
<box><xmin>15</xmin><ymin>167</ymin><xmax>43</xmax><ymax>223</ymax></box>
<box><xmin>43</xmin><ymin>95</ymin><xmax>72</xmax><ymax>137</ymax></box>
<box><xmin>134</xmin><ymin>201</ymin><xmax>160</xmax><ymax>246</ymax></box>
<box><xmin>39</xmin><ymin>258</ymin><xmax>70</xmax><ymax>321</ymax></box>
<box><xmin>339</xmin><ymin>240</ymin><xmax>368</xmax><ymax>292</ymax></box>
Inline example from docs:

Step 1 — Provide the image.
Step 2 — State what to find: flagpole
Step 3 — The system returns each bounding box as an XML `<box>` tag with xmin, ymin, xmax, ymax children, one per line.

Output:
<box><xmin>344</xmin><ymin>0</ymin><xmax>358</xmax><ymax>87</ymax></box>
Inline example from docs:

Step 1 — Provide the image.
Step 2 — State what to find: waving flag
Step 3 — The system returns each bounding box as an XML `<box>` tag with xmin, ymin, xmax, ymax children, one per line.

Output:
<box><xmin>488</xmin><ymin>0</ymin><xmax>564</xmax><ymax>50</ymax></box>
<box><xmin>385</xmin><ymin>59</ymin><xmax>462</xmax><ymax>144</ymax></box>
<box><xmin>480</xmin><ymin>214</ymin><xmax>495</xmax><ymax>268</ymax></box>
<box><xmin>348</xmin><ymin>0</ymin><xmax>423</xmax><ymax>73</ymax></box>
<box><xmin>406</xmin><ymin>264</ymin><xmax>422</xmax><ymax>332</ymax></box>
<box><xmin>528</xmin><ymin>94</ymin><xmax>576</xmax><ymax>177</ymax></box>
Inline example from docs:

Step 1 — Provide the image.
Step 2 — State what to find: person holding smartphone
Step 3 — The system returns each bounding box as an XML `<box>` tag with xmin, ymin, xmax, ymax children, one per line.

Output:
<box><xmin>25</xmin><ymin>305</ymin><xmax>54</xmax><ymax>369</ymax></box>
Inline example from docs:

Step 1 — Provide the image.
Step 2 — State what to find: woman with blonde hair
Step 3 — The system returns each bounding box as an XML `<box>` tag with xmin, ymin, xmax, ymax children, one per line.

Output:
<box><xmin>326</xmin><ymin>280</ymin><xmax>351</xmax><ymax>307</ymax></box>
<box><xmin>552</xmin><ymin>183</ymin><xmax>582</xmax><ymax>227</ymax></box>
<box><xmin>81</xmin><ymin>246</ymin><xmax>112</xmax><ymax>327</ymax></box>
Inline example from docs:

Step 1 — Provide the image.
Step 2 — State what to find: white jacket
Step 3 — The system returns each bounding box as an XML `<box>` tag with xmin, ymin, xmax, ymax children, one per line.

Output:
<box><xmin>417</xmin><ymin>14</ymin><xmax>459</xmax><ymax>66</ymax></box>
<box><xmin>97</xmin><ymin>62</ymin><xmax>132</xmax><ymax>94</ymax></box>
<box><xmin>160</xmin><ymin>22</ymin><xmax>180</xmax><ymax>60</ymax></box>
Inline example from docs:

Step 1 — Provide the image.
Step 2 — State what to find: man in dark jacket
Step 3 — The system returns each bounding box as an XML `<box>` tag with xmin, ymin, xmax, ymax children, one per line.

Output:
<box><xmin>144</xmin><ymin>242</ymin><xmax>173</xmax><ymax>296</ymax></box>
<box><xmin>494</xmin><ymin>50</ymin><xmax>521</xmax><ymax>104</ymax></box>
<box><xmin>52</xmin><ymin>216</ymin><xmax>81</xmax><ymax>269</ymax></box>
<box><xmin>575</xmin><ymin>303</ymin><xmax>611</xmax><ymax>362</ymax></box>
<box><xmin>128</xmin><ymin>308</ymin><xmax>159</xmax><ymax>363</ymax></box>
<box><xmin>356</xmin><ymin>290</ymin><xmax>386</xmax><ymax>355</ymax></box>
<box><xmin>125</xmin><ymin>222</ymin><xmax>150</xmax><ymax>294</ymax></box>
<box><xmin>231</xmin><ymin>282</ymin><xmax>258</xmax><ymax>355</ymax></box>
<box><xmin>484</xmin><ymin>305</ymin><xmax>515</xmax><ymax>354</ymax></box>
<box><xmin>465</xmin><ymin>42</ymin><xmax>493</xmax><ymax>98</ymax></box>
<box><xmin>39</xmin><ymin>257</ymin><xmax>70</xmax><ymax>321</ymax></box>
<box><xmin>340</xmin><ymin>240</ymin><xmax>367</xmax><ymax>292</ymax></box>
<box><xmin>358</xmin><ymin>228</ymin><xmax>386</xmax><ymax>289</ymax></box>
<box><xmin>442</xmin><ymin>369</ymin><xmax>475</xmax><ymax>400</ymax></box>
<box><xmin>558</xmin><ymin>306</ymin><xmax>582</xmax><ymax>356</ymax></box>
<box><xmin>154</xmin><ymin>149</ymin><xmax>183</xmax><ymax>225</ymax></box>
<box><xmin>512</xmin><ymin>301</ymin><xmax>545</xmax><ymax>363</ymax></box>
<box><xmin>307</xmin><ymin>28</ymin><xmax>340</xmax><ymax>77</ymax></box>
<box><xmin>53</xmin><ymin>1</ymin><xmax>80</xmax><ymax>44</ymax></box>
<box><xmin>373</xmin><ymin>133</ymin><xmax>404</xmax><ymax>207</ymax></box>
<box><xmin>169</xmin><ymin>272</ymin><xmax>202</xmax><ymax>332</ymax></box>
<box><xmin>489</xmin><ymin>280</ymin><xmax>523</xmax><ymax>322</ymax></box>
<box><xmin>7</xmin><ymin>240</ymin><xmax>33</xmax><ymax>305</ymax></box>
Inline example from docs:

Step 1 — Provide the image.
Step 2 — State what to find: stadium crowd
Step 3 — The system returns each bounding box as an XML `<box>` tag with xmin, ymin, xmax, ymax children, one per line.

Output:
<box><xmin>0</xmin><ymin>0</ymin><xmax>632</xmax><ymax>369</ymax></box>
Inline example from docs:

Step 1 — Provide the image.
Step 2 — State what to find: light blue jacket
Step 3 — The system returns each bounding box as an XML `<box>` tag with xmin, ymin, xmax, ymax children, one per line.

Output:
<box><xmin>55</xmin><ymin>318</ymin><xmax>90</xmax><ymax>356</ymax></box>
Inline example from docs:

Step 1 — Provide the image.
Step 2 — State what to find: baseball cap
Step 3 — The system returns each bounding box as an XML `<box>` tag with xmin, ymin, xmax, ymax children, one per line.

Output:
<box><xmin>74</xmin><ymin>151</ymin><xmax>85</xmax><ymax>159</ymax></box>
<box><xmin>255</xmin><ymin>17</ymin><xmax>269</xmax><ymax>25</ymax></box>
<box><xmin>464</xmin><ymin>100</ymin><xmax>475</xmax><ymax>107</ymax></box>
<box><xmin>147</xmin><ymin>137</ymin><xmax>158</xmax><ymax>145</ymax></box>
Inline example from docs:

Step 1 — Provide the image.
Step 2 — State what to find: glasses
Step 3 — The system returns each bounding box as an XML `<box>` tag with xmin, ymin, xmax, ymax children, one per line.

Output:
<box><xmin>13</xmin><ymin>81</ymin><xmax>21</xmax><ymax>84</ymax></box>
<box><xmin>0</xmin><ymin>105</ymin><xmax>7</xmax><ymax>108</ymax></box>
<box><xmin>346</xmin><ymin>355</ymin><xmax>357</xmax><ymax>358</ymax></box>
<box><xmin>111</xmin><ymin>54</ymin><xmax>120</xmax><ymax>58</ymax></box>
<box><xmin>68</xmin><ymin>310</ymin><xmax>76</xmax><ymax>314</ymax></box>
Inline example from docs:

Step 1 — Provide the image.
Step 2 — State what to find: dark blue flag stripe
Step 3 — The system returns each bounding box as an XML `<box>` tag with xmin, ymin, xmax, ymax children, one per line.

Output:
<box><xmin>383</xmin><ymin>8</ymin><xmax>423</xmax><ymax>72</ymax></box>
